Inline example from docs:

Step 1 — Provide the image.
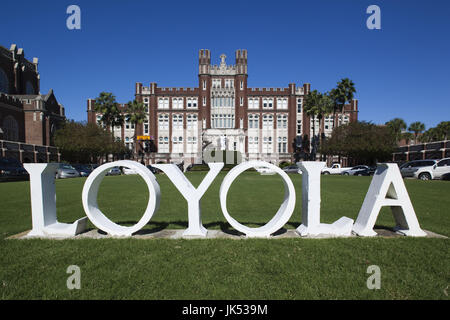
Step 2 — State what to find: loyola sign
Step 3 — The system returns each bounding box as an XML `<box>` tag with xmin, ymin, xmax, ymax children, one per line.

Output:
<box><xmin>23</xmin><ymin>160</ymin><xmax>427</xmax><ymax>238</ymax></box>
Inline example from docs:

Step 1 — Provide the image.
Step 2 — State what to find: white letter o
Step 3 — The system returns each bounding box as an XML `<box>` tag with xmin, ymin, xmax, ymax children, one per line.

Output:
<box><xmin>219</xmin><ymin>161</ymin><xmax>296</xmax><ymax>238</ymax></box>
<box><xmin>82</xmin><ymin>160</ymin><xmax>160</xmax><ymax>236</ymax></box>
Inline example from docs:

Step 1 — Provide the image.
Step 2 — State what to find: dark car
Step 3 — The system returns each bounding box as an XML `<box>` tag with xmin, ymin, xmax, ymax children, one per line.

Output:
<box><xmin>283</xmin><ymin>165</ymin><xmax>301</xmax><ymax>174</ymax></box>
<box><xmin>146</xmin><ymin>165</ymin><xmax>161</xmax><ymax>174</ymax></box>
<box><xmin>0</xmin><ymin>158</ymin><xmax>29</xmax><ymax>182</ymax></box>
<box><xmin>352</xmin><ymin>166</ymin><xmax>376</xmax><ymax>176</ymax></box>
<box><xmin>72</xmin><ymin>164</ymin><xmax>92</xmax><ymax>177</ymax></box>
<box><xmin>441</xmin><ymin>172</ymin><xmax>450</xmax><ymax>181</ymax></box>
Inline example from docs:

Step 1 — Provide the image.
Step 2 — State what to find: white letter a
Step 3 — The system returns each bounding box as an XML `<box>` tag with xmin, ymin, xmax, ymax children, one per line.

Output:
<box><xmin>353</xmin><ymin>163</ymin><xmax>426</xmax><ymax>237</ymax></box>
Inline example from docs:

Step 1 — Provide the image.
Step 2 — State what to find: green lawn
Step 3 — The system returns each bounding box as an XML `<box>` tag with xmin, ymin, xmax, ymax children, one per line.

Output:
<box><xmin>0</xmin><ymin>172</ymin><xmax>449</xmax><ymax>299</ymax></box>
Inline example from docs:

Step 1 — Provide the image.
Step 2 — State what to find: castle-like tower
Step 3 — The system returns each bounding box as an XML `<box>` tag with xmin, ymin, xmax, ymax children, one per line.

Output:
<box><xmin>88</xmin><ymin>49</ymin><xmax>358</xmax><ymax>165</ymax></box>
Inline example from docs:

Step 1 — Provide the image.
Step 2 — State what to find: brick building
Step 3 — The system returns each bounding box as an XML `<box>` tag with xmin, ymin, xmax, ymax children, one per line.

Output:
<box><xmin>0</xmin><ymin>44</ymin><xmax>65</xmax><ymax>162</ymax></box>
<box><xmin>88</xmin><ymin>49</ymin><xmax>358</xmax><ymax>165</ymax></box>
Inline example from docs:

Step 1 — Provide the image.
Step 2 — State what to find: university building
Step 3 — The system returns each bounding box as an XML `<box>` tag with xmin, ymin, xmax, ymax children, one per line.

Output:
<box><xmin>88</xmin><ymin>49</ymin><xmax>358</xmax><ymax>165</ymax></box>
<box><xmin>0</xmin><ymin>44</ymin><xmax>65</xmax><ymax>162</ymax></box>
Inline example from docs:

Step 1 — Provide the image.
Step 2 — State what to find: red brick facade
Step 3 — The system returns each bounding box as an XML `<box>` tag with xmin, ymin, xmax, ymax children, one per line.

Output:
<box><xmin>0</xmin><ymin>44</ymin><xmax>65</xmax><ymax>162</ymax></box>
<box><xmin>88</xmin><ymin>49</ymin><xmax>358</xmax><ymax>165</ymax></box>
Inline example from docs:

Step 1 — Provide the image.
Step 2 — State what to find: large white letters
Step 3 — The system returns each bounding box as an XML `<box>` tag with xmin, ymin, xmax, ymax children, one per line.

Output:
<box><xmin>82</xmin><ymin>160</ymin><xmax>160</xmax><ymax>236</ymax></box>
<box><xmin>219</xmin><ymin>161</ymin><xmax>296</xmax><ymax>238</ymax></box>
<box><xmin>24</xmin><ymin>163</ymin><xmax>87</xmax><ymax>236</ymax></box>
<box><xmin>23</xmin><ymin>160</ymin><xmax>427</xmax><ymax>239</ymax></box>
<box><xmin>352</xmin><ymin>163</ymin><xmax>426</xmax><ymax>237</ymax></box>
<box><xmin>153</xmin><ymin>162</ymin><xmax>224</xmax><ymax>237</ymax></box>
<box><xmin>296</xmin><ymin>162</ymin><xmax>354</xmax><ymax>236</ymax></box>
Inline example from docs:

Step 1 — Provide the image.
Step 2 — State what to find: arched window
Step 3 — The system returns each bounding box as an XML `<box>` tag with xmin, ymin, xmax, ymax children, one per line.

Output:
<box><xmin>0</xmin><ymin>68</ymin><xmax>9</xmax><ymax>94</ymax></box>
<box><xmin>25</xmin><ymin>81</ymin><xmax>35</xmax><ymax>94</ymax></box>
<box><xmin>2</xmin><ymin>115</ymin><xmax>19</xmax><ymax>141</ymax></box>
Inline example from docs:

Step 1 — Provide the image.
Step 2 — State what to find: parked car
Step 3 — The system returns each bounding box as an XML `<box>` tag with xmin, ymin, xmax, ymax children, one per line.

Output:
<box><xmin>413</xmin><ymin>157</ymin><xmax>450</xmax><ymax>180</ymax></box>
<box><xmin>399</xmin><ymin>160</ymin><xmax>437</xmax><ymax>178</ymax></box>
<box><xmin>72</xmin><ymin>164</ymin><xmax>92</xmax><ymax>177</ymax></box>
<box><xmin>106</xmin><ymin>167</ymin><xmax>121</xmax><ymax>176</ymax></box>
<box><xmin>146</xmin><ymin>165</ymin><xmax>161</xmax><ymax>174</ymax></box>
<box><xmin>255</xmin><ymin>166</ymin><xmax>276</xmax><ymax>175</ymax></box>
<box><xmin>321</xmin><ymin>163</ymin><xmax>352</xmax><ymax>175</ymax></box>
<box><xmin>341</xmin><ymin>165</ymin><xmax>370</xmax><ymax>176</ymax></box>
<box><xmin>351</xmin><ymin>166</ymin><xmax>376</xmax><ymax>176</ymax></box>
<box><xmin>282</xmin><ymin>165</ymin><xmax>301</xmax><ymax>174</ymax></box>
<box><xmin>441</xmin><ymin>172</ymin><xmax>450</xmax><ymax>180</ymax></box>
<box><xmin>56</xmin><ymin>163</ymin><xmax>80</xmax><ymax>179</ymax></box>
<box><xmin>122</xmin><ymin>167</ymin><xmax>137</xmax><ymax>175</ymax></box>
<box><xmin>0</xmin><ymin>157</ymin><xmax>29</xmax><ymax>182</ymax></box>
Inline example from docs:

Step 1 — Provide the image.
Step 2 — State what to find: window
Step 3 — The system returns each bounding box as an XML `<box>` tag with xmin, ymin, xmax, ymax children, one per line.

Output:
<box><xmin>297</xmin><ymin>120</ymin><xmax>302</xmax><ymax>135</ymax></box>
<box><xmin>263</xmin><ymin>98</ymin><xmax>273</xmax><ymax>109</ymax></box>
<box><xmin>187</xmin><ymin>97</ymin><xmax>198</xmax><ymax>108</ymax></box>
<box><xmin>212</xmin><ymin>114</ymin><xmax>234</xmax><ymax>129</ymax></box>
<box><xmin>158</xmin><ymin>136</ymin><xmax>169</xmax><ymax>153</ymax></box>
<box><xmin>277</xmin><ymin>98</ymin><xmax>288</xmax><ymax>110</ymax></box>
<box><xmin>240</xmin><ymin>81</ymin><xmax>243</xmax><ymax>90</ymax></box>
<box><xmin>2</xmin><ymin>115</ymin><xmax>18</xmax><ymax>141</ymax></box>
<box><xmin>277</xmin><ymin>115</ymin><xmax>287</xmax><ymax>129</ymax></box>
<box><xmin>248</xmin><ymin>98</ymin><xmax>259</xmax><ymax>109</ymax></box>
<box><xmin>240</xmin><ymin>97</ymin><xmax>243</xmax><ymax>106</ymax></box>
<box><xmin>212</xmin><ymin>79</ymin><xmax>221</xmax><ymax>88</ymax></box>
<box><xmin>438</xmin><ymin>159</ymin><xmax>450</xmax><ymax>167</ymax></box>
<box><xmin>158</xmin><ymin>114</ymin><xmax>169</xmax><ymax>129</ymax></box>
<box><xmin>203</xmin><ymin>80</ymin><xmax>207</xmax><ymax>90</ymax></box>
<box><xmin>158</xmin><ymin>98</ymin><xmax>169</xmax><ymax>109</ymax></box>
<box><xmin>297</xmin><ymin>98</ymin><xmax>302</xmax><ymax>113</ymax></box>
<box><xmin>263</xmin><ymin>115</ymin><xmax>273</xmax><ymax>128</ymax></box>
<box><xmin>248</xmin><ymin>114</ymin><xmax>259</xmax><ymax>129</ymax></box>
<box><xmin>172</xmin><ymin>114</ymin><xmax>183</xmax><ymax>129</ymax></box>
<box><xmin>144</xmin><ymin>124</ymin><xmax>149</xmax><ymax>134</ymax></box>
<box><xmin>187</xmin><ymin>114</ymin><xmax>198</xmax><ymax>129</ymax></box>
<box><xmin>172</xmin><ymin>97</ymin><xmax>183</xmax><ymax>109</ymax></box>
<box><xmin>0</xmin><ymin>68</ymin><xmax>9</xmax><ymax>94</ymax></box>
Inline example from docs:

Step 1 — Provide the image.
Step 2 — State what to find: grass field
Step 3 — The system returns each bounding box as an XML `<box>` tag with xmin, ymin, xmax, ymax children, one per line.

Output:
<box><xmin>0</xmin><ymin>171</ymin><xmax>449</xmax><ymax>299</ymax></box>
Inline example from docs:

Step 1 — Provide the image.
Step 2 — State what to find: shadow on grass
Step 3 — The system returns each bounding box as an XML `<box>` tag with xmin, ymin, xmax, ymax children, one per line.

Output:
<box><xmin>92</xmin><ymin>220</ymin><xmax>301</xmax><ymax>237</ymax></box>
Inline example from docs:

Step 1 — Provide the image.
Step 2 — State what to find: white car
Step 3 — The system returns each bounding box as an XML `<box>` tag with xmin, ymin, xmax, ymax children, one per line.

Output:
<box><xmin>255</xmin><ymin>166</ymin><xmax>276</xmax><ymax>175</ymax></box>
<box><xmin>413</xmin><ymin>158</ymin><xmax>450</xmax><ymax>180</ymax></box>
<box><xmin>321</xmin><ymin>163</ymin><xmax>352</xmax><ymax>175</ymax></box>
<box><xmin>341</xmin><ymin>165</ymin><xmax>369</xmax><ymax>176</ymax></box>
<box><xmin>122</xmin><ymin>167</ymin><xmax>137</xmax><ymax>175</ymax></box>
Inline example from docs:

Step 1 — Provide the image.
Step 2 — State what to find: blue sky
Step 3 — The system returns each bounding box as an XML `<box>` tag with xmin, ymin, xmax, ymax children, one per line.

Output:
<box><xmin>1</xmin><ymin>0</ymin><xmax>449</xmax><ymax>129</ymax></box>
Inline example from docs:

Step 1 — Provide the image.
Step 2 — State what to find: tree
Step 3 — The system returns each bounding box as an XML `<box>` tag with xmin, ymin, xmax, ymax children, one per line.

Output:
<box><xmin>125</xmin><ymin>99</ymin><xmax>147</xmax><ymax>157</ymax></box>
<box><xmin>436</xmin><ymin>121</ymin><xmax>450</xmax><ymax>140</ymax></box>
<box><xmin>54</xmin><ymin>120</ymin><xmax>128</xmax><ymax>163</ymax></box>
<box><xmin>303</xmin><ymin>90</ymin><xmax>321</xmax><ymax>141</ymax></box>
<box><xmin>408</xmin><ymin>121</ymin><xmax>425</xmax><ymax>144</ymax></box>
<box><xmin>330</xmin><ymin>78</ymin><xmax>356</xmax><ymax>128</ymax></box>
<box><xmin>93</xmin><ymin>92</ymin><xmax>124</xmax><ymax>135</ymax></box>
<box><xmin>401</xmin><ymin>132</ymin><xmax>414</xmax><ymax>145</ymax></box>
<box><xmin>385</xmin><ymin>118</ymin><xmax>407</xmax><ymax>142</ymax></box>
<box><xmin>304</xmin><ymin>91</ymin><xmax>334</xmax><ymax>160</ymax></box>
<box><xmin>419</xmin><ymin>121</ymin><xmax>450</xmax><ymax>142</ymax></box>
<box><xmin>321</xmin><ymin>121</ymin><xmax>396</xmax><ymax>165</ymax></box>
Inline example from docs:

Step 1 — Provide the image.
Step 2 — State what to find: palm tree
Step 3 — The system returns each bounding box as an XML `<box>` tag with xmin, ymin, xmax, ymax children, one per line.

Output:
<box><xmin>408</xmin><ymin>121</ymin><xmax>425</xmax><ymax>144</ymax></box>
<box><xmin>93</xmin><ymin>92</ymin><xmax>124</xmax><ymax>133</ymax></box>
<box><xmin>93</xmin><ymin>92</ymin><xmax>124</xmax><ymax>161</ymax></box>
<box><xmin>304</xmin><ymin>90</ymin><xmax>333</xmax><ymax>160</ymax></box>
<box><xmin>385</xmin><ymin>118</ymin><xmax>407</xmax><ymax>143</ymax></box>
<box><xmin>330</xmin><ymin>78</ymin><xmax>356</xmax><ymax>128</ymax></box>
<box><xmin>401</xmin><ymin>132</ymin><xmax>414</xmax><ymax>145</ymax></box>
<box><xmin>125</xmin><ymin>99</ymin><xmax>147</xmax><ymax>158</ymax></box>
<box><xmin>304</xmin><ymin>90</ymin><xmax>321</xmax><ymax>143</ymax></box>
